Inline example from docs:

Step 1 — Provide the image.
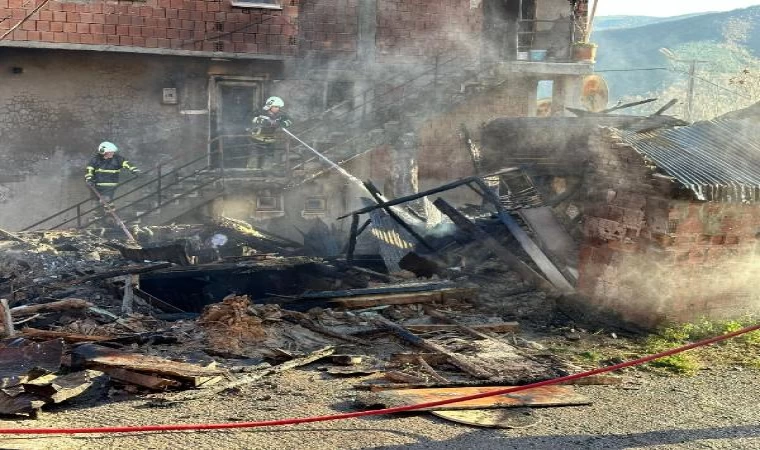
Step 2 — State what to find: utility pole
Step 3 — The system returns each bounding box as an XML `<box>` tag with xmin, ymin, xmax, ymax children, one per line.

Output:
<box><xmin>660</xmin><ymin>48</ymin><xmax>707</xmax><ymax>122</ymax></box>
<box><xmin>686</xmin><ymin>60</ymin><xmax>697</xmax><ymax>122</ymax></box>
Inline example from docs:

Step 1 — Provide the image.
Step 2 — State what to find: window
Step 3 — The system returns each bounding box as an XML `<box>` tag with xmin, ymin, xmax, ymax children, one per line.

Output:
<box><xmin>535</xmin><ymin>79</ymin><xmax>554</xmax><ymax>117</ymax></box>
<box><xmin>304</xmin><ymin>197</ymin><xmax>326</xmax><ymax>213</ymax></box>
<box><xmin>325</xmin><ymin>81</ymin><xmax>355</xmax><ymax>110</ymax></box>
<box><xmin>256</xmin><ymin>191</ymin><xmax>283</xmax><ymax>211</ymax></box>
<box><xmin>230</xmin><ymin>0</ymin><xmax>282</xmax><ymax>9</ymax></box>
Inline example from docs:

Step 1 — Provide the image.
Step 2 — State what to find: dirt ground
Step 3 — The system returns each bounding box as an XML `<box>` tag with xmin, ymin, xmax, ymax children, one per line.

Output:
<box><xmin>1</xmin><ymin>365</ymin><xmax>759</xmax><ymax>450</ymax></box>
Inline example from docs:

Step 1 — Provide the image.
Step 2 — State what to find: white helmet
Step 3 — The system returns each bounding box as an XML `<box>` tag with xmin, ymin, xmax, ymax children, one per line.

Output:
<box><xmin>97</xmin><ymin>141</ymin><xmax>118</xmax><ymax>154</ymax></box>
<box><xmin>263</xmin><ymin>96</ymin><xmax>285</xmax><ymax>111</ymax></box>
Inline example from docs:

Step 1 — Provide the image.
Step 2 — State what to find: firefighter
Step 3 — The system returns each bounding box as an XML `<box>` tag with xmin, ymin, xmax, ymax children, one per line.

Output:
<box><xmin>248</xmin><ymin>96</ymin><xmax>293</xmax><ymax>169</ymax></box>
<box><xmin>85</xmin><ymin>141</ymin><xmax>140</xmax><ymax>217</ymax></box>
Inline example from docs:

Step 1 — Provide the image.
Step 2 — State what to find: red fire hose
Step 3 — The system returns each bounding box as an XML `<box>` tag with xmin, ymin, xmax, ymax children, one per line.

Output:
<box><xmin>2</xmin><ymin>323</ymin><xmax>759</xmax><ymax>435</ymax></box>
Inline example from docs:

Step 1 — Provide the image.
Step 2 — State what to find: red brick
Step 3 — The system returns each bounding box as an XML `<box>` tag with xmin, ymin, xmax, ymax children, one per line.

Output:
<box><xmin>192</xmin><ymin>30</ymin><xmax>203</xmax><ymax>39</ymax></box>
<box><xmin>166</xmin><ymin>28</ymin><xmax>179</xmax><ymax>38</ymax></box>
<box><xmin>132</xmin><ymin>36</ymin><xmax>145</xmax><ymax>46</ymax></box>
<box><xmin>52</xmin><ymin>11</ymin><xmax>66</xmax><ymax>21</ymax></box>
<box><xmin>157</xmin><ymin>37</ymin><xmax>170</xmax><ymax>47</ymax></box>
<box><xmin>207</xmin><ymin>2</ymin><xmax>219</xmax><ymax>12</ymax></box>
<box><xmin>141</xmin><ymin>27</ymin><xmax>153</xmax><ymax>37</ymax></box>
<box><xmin>53</xmin><ymin>31</ymin><xmax>66</xmax><ymax>42</ymax></box>
<box><xmin>66</xmin><ymin>12</ymin><xmax>79</xmax><ymax>22</ymax></box>
<box><xmin>90</xmin><ymin>3</ymin><xmax>103</xmax><ymax>13</ymax></box>
<box><xmin>169</xmin><ymin>0</ymin><xmax>183</xmax><ymax>9</ymax></box>
<box><xmin>158</xmin><ymin>0</ymin><xmax>170</xmax><ymax>7</ymax></box>
<box><xmin>63</xmin><ymin>22</ymin><xmax>76</xmax><ymax>32</ymax></box>
<box><xmin>92</xmin><ymin>13</ymin><xmax>105</xmax><ymax>24</ymax></box>
<box><xmin>169</xmin><ymin>38</ymin><xmax>182</xmax><ymax>48</ymax></box>
<box><xmin>105</xmin><ymin>14</ymin><xmax>119</xmax><ymax>25</ymax></box>
<box><xmin>116</xmin><ymin>25</ymin><xmax>129</xmax><ymax>35</ymax></box>
<box><xmin>50</xmin><ymin>21</ymin><xmax>63</xmax><ymax>32</ymax></box>
<box><xmin>11</xmin><ymin>9</ymin><xmax>25</xmax><ymax>20</ymax></box>
<box><xmin>90</xmin><ymin>23</ymin><xmax>104</xmax><ymax>34</ymax></box>
<box><xmin>92</xmin><ymin>33</ymin><xmax>106</xmax><ymax>44</ymax></box>
<box><xmin>193</xmin><ymin>21</ymin><xmax>203</xmax><ymax>31</ymax></box>
<box><xmin>131</xmin><ymin>16</ymin><xmax>145</xmax><ymax>26</ymax></box>
<box><xmin>103</xmin><ymin>24</ymin><xmax>115</xmax><ymax>34</ymax></box>
<box><xmin>8</xmin><ymin>0</ymin><xmax>21</xmax><ymax>7</ymax></box>
<box><xmin>26</xmin><ymin>30</ymin><xmax>41</xmax><ymax>40</ymax></box>
<box><xmin>166</xmin><ymin>8</ymin><xmax>178</xmax><ymax>19</ymax></box>
<box><xmin>39</xmin><ymin>10</ymin><xmax>52</xmax><ymax>21</ymax></box>
<box><xmin>80</xmin><ymin>12</ymin><xmax>93</xmax><ymax>23</ymax></box>
<box><xmin>154</xmin><ymin>27</ymin><xmax>166</xmax><ymax>38</ymax></box>
<box><xmin>190</xmin><ymin>10</ymin><xmax>202</xmax><ymax>21</ymax></box>
<box><xmin>80</xmin><ymin>33</ymin><xmax>93</xmax><ymax>44</ymax></box>
<box><xmin>181</xmin><ymin>19</ymin><xmax>193</xmax><ymax>30</ymax></box>
<box><xmin>145</xmin><ymin>37</ymin><xmax>157</xmax><ymax>47</ymax></box>
<box><xmin>178</xmin><ymin>29</ymin><xmax>191</xmax><ymax>39</ymax></box>
<box><xmin>154</xmin><ymin>8</ymin><xmax>166</xmax><ymax>18</ymax></box>
<box><xmin>155</xmin><ymin>18</ymin><xmax>168</xmax><ymax>28</ymax></box>
<box><xmin>76</xmin><ymin>23</ymin><xmax>88</xmax><ymax>33</ymax></box>
<box><xmin>107</xmin><ymin>34</ymin><xmax>119</xmax><ymax>44</ymax></box>
<box><xmin>129</xmin><ymin>26</ymin><xmax>141</xmax><ymax>36</ymax></box>
<box><xmin>168</xmin><ymin>18</ymin><xmax>180</xmax><ymax>28</ymax></box>
<box><xmin>21</xmin><ymin>20</ymin><xmax>36</xmax><ymax>31</ymax></box>
<box><xmin>40</xmin><ymin>30</ymin><xmax>54</xmax><ymax>41</ymax></box>
<box><xmin>140</xmin><ymin>6</ymin><xmax>153</xmax><ymax>17</ymax></box>
<box><xmin>66</xmin><ymin>32</ymin><xmax>80</xmax><ymax>43</ymax></box>
<box><xmin>75</xmin><ymin>4</ymin><xmax>88</xmax><ymax>13</ymax></box>
<box><xmin>119</xmin><ymin>35</ymin><xmax>132</xmax><ymax>45</ymax></box>
<box><xmin>178</xmin><ymin>9</ymin><xmax>190</xmax><ymax>20</ymax></box>
<box><xmin>61</xmin><ymin>2</ymin><xmax>75</xmax><ymax>12</ymax></box>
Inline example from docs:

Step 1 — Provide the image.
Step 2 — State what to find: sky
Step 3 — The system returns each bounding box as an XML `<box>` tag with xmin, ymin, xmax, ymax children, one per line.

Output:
<box><xmin>597</xmin><ymin>0</ymin><xmax>760</xmax><ymax>17</ymax></box>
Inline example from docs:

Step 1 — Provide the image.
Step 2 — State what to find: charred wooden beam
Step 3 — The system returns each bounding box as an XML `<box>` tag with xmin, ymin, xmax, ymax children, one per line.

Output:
<box><xmin>374</xmin><ymin>316</ymin><xmax>495</xmax><ymax>380</ymax></box>
<box><xmin>363</xmin><ymin>181</ymin><xmax>436</xmax><ymax>252</ymax></box>
<box><xmin>432</xmin><ymin>197</ymin><xmax>556</xmax><ymax>294</ymax></box>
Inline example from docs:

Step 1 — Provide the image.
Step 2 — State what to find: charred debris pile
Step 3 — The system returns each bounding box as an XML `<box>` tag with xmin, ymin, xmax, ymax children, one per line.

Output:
<box><xmin>0</xmin><ymin>175</ymin><xmax>613</xmax><ymax>423</ymax></box>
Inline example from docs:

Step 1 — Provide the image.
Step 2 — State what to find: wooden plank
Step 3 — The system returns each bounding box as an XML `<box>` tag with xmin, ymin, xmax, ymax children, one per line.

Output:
<box><xmin>375</xmin><ymin>316</ymin><xmax>495</xmax><ymax>380</ymax></box>
<box><xmin>22</xmin><ymin>370</ymin><xmax>105</xmax><ymax>403</ymax></box>
<box><xmin>405</xmin><ymin>322</ymin><xmax>520</xmax><ymax>334</ymax></box>
<box><xmin>100</xmin><ymin>367</ymin><xmax>180</xmax><ymax>390</ymax></box>
<box><xmin>332</xmin><ymin>288</ymin><xmax>477</xmax><ymax>309</ymax></box>
<box><xmin>384</xmin><ymin>371</ymin><xmax>426</xmax><ymax>384</ymax></box>
<box><xmin>72</xmin><ymin>344</ymin><xmax>226</xmax><ymax>385</ymax></box>
<box><xmin>21</xmin><ymin>328</ymin><xmax>114</xmax><ymax>343</ymax></box>
<box><xmin>300</xmin><ymin>282</ymin><xmax>456</xmax><ymax>299</ymax></box>
<box><xmin>433</xmin><ymin>197</ymin><xmax>556</xmax><ymax>294</ymax></box>
<box><xmin>416</xmin><ymin>356</ymin><xmax>448</xmax><ymax>383</ymax></box>
<box><xmin>11</xmin><ymin>298</ymin><xmax>92</xmax><ymax>316</ymax></box>
<box><xmin>282</xmin><ymin>311</ymin><xmax>370</xmax><ymax>345</ymax></box>
<box><xmin>390</xmin><ymin>353</ymin><xmax>449</xmax><ymax>366</ymax></box>
<box><xmin>471</xmin><ymin>178</ymin><xmax>574</xmax><ymax>293</ymax></box>
<box><xmin>0</xmin><ymin>339</ymin><xmax>64</xmax><ymax>389</ymax></box>
<box><xmin>346</xmin><ymin>213</ymin><xmax>360</xmax><ymax>264</ymax></box>
<box><xmin>357</xmin><ymin>385</ymin><xmax>590</xmax><ymax>411</ymax></box>
<box><xmin>168</xmin><ymin>346</ymin><xmax>335</xmax><ymax>402</ymax></box>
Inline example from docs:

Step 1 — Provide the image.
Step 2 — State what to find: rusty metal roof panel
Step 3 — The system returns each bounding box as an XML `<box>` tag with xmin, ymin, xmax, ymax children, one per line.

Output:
<box><xmin>619</xmin><ymin>118</ymin><xmax>760</xmax><ymax>202</ymax></box>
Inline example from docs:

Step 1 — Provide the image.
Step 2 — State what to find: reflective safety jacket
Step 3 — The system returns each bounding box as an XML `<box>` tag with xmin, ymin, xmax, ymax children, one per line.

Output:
<box><xmin>85</xmin><ymin>154</ymin><xmax>138</xmax><ymax>187</ymax></box>
<box><xmin>251</xmin><ymin>110</ymin><xmax>292</xmax><ymax>144</ymax></box>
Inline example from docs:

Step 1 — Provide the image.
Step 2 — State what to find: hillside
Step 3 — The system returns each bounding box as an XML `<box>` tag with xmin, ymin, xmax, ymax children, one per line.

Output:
<box><xmin>593</xmin><ymin>6</ymin><xmax>760</xmax><ymax>99</ymax></box>
<box><xmin>595</xmin><ymin>13</ymin><xmax>708</xmax><ymax>31</ymax></box>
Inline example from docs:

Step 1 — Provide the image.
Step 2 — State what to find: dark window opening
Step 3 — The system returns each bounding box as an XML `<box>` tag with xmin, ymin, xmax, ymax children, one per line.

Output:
<box><xmin>326</xmin><ymin>81</ymin><xmax>355</xmax><ymax>110</ymax></box>
<box><xmin>304</xmin><ymin>197</ymin><xmax>326</xmax><ymax>212</ymax></box>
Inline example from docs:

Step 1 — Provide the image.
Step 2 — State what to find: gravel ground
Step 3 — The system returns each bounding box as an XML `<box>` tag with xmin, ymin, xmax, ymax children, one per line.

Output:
<box><xmin>1</xmin><ymin>367</ymin><xmax>759</xmax><ymax>450</ymax></box>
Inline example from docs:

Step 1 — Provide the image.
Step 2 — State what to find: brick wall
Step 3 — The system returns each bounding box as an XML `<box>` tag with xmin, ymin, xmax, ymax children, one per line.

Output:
<box><xmin>297</xmin><ymin>0</ymin><xmax>358</xmax><ymax>56</ymax></box>
<box><xmin>0</xmin><ymin>0</ymin><xmax>298</xmax><ymax>55</ymax></box>
<box><xmin>375</xmin><ymin>0</ymin><xmax>482</xmax><ymax>63</ymax></box>
<box><xmin>418</xmin><ymin>77</ymin><xmax>532</xmax><ymax>186</ymax></box>
<box><xmin>578</xmin><ymin>128</ymin><xmax>760</xmax><ymax>326</ymax></box>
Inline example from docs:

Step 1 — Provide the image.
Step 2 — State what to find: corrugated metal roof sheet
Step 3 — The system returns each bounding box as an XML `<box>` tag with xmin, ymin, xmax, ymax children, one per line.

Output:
<box><xmin>619</xmin><ymin>118</ymin><xmax>760</xmax><ymax>202</ymax></box>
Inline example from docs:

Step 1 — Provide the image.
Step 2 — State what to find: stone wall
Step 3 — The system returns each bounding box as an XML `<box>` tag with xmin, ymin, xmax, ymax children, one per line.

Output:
<box><xmin>578</xmin><ymin>128</ymin><xmax>760</xmax><ymax>326</ymax></box>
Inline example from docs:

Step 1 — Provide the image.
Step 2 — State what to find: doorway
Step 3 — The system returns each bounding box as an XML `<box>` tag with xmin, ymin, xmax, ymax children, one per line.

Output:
<box><xmin>210</xmin><ymin>79</ymin><xmax>262</xmax><ymax>169</ymax></box>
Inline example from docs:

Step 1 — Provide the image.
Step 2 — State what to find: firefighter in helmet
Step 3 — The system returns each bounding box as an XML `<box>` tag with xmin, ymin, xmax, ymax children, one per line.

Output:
<box><xmin>248</xmin><ymin>96</ymin><xmax>293</xmax><ymax>169</ymax></box>
<box><xmin>85</xmin><ymin>141</ymin><xmax>140</xmax><ymax>217</ymax></box>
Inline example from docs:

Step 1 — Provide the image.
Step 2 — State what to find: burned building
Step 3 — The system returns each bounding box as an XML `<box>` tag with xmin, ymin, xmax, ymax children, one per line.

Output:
<box><xmin>578</xmin><ymin>115</ymin><xmax>760</xmax><ymax>326</ymax></box>
<box><xmin>0</xmin><ymin>0</ymin><xmax>594</xmax><ymax>239</ymax></box>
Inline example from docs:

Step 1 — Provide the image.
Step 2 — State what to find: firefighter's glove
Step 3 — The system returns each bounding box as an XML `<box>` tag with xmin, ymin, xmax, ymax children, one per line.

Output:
<box><xmin>131</xmin><ymin>168</ymin><xmax>141</xmax><ymax>176</ymax></box>
<box><xmin>85</xmin><ymin>178</ymin><xmax>95</xmax><ymax>187</ymax></box>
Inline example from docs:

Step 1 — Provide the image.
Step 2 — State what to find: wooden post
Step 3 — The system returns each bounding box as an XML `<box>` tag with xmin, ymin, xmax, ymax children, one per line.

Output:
<box><xmin>347</xmin><ymin>213</ymin><xmax>360</xmax><ymax>264</ymax></box>
<box><xmin>121</xmin><ymin>275</ymin><xmax>138</xmax><ymax>315</ymax></box>
<box><xmin>0</xmin><ymin>299</ymin><xmax>15</xmax><ymax>338</ymax></box>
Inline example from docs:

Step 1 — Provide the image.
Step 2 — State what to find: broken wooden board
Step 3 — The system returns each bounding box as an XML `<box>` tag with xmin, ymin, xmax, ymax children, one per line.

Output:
<box><xmin>405</xmin><ymin>322</ymin><xmax>519</xmax><ymax>334</ymax></box>
<box><xmin>10</xmin><ymin>298</ymin><xmax>92</xmax><ymax>316</ymax></box>
<box><xmin>331</xmin><ymin>288</ymin><xmax>477</xmax><ymax>309</ymax></box>
<box><xmin>21</xmin><ymin>328</ymin><xmax>115</xmax><ymax>343</ymax></box>
<box><xmin>357</xmin><ymin>385</ymin><xmax>590</xmax><ymax>411</ymax></box>
<box><xmin>100</xmin><ymin>367</ymin><xmax>181</xmax><ymax>390</ymax></box>
<box><xmin>390</xmin><ymin>353</ymin><xmax>449</xmax><ymax>366</ymax></box>
<box><xmin>0</xmin><ymin>339</ymin><xmax>64</xmax><ymax>388</ymax></box>
<box><xmin>0</xmin><ymin>389</ymin><xmax>46</xmax><ymax>416</ymax></box>
<box><xmin>431</xmin><ymin>407</ymin><xmax>541</xmax><ymax>429</ymax></box>
<box><xmin>22</xmin><ymin>370</ymin><xmax>105</xmax><ymax>403</ymax></box>
<box><xmin>72</xmin><ymin>344</ymin><xmax>226</xmax><ymax>387</ymax></box>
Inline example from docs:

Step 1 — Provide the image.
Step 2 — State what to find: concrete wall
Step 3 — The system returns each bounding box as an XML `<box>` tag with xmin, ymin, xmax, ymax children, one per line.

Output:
<box><xmin>578</xmin><ymin>128</ymin><xmax>760</xmax><ymax>326</ymax></box>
